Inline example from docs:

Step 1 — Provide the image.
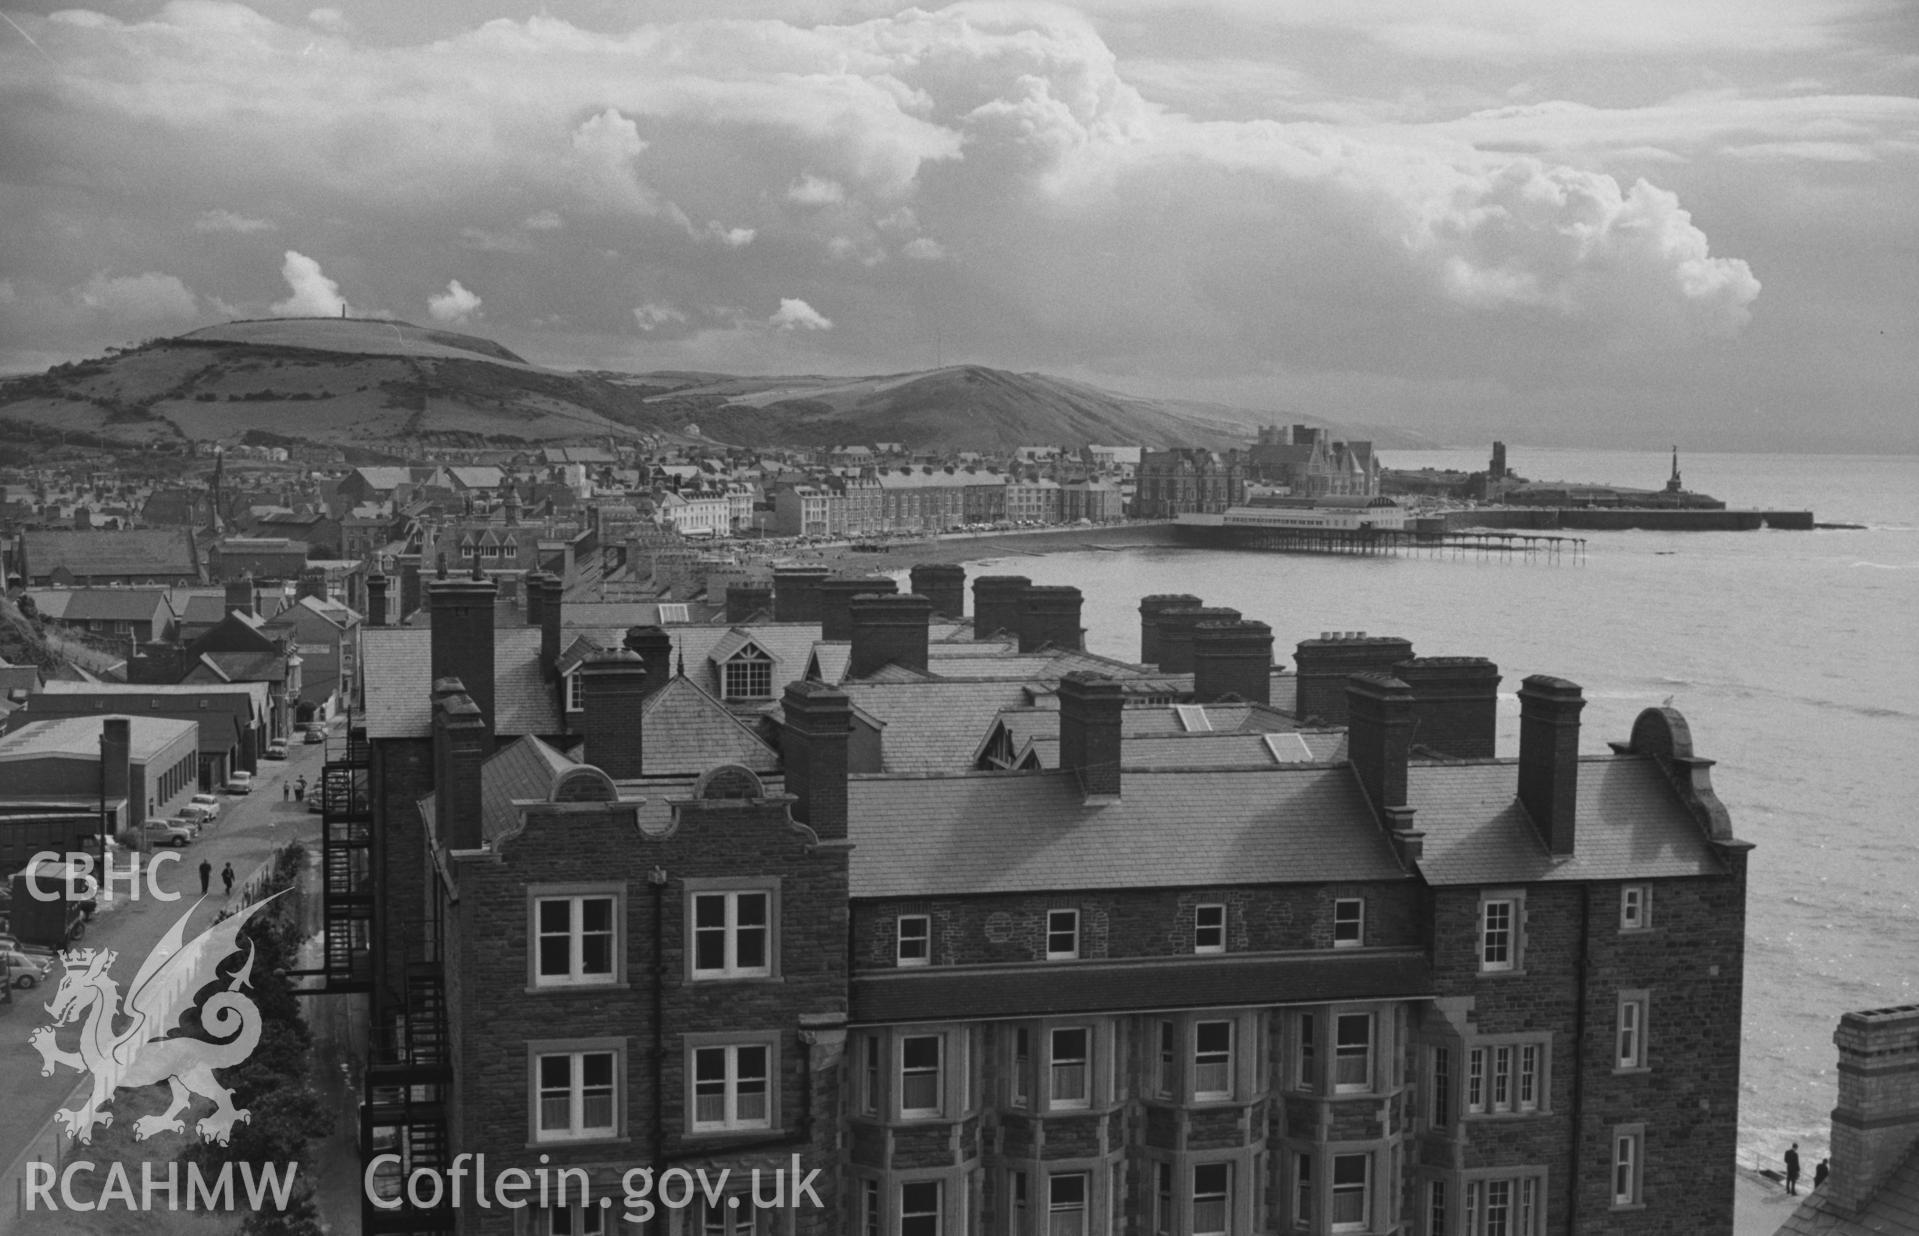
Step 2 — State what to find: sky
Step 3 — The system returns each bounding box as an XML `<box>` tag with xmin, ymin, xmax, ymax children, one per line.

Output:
<box><xmin>1</xmin><ymin>0</ymin><xmax>1914</xmax><ymax>451</ymax></box>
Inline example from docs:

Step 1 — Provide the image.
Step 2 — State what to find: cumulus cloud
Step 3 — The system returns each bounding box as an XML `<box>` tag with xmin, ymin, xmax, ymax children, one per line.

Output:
<box><xmin>79</xmin><ymin>272</ymin><xmax>199</xmax><ymax>322</ymax></box>
<box><xmin>271</xmin><ymin>251</ymin><xmax>348</xmax><ymax>317</ymax></box>
<box><xmin>523</xmin><ymin>210</ymin><xmax>564</xmax><ymax>230</ymax></box>
<box><xmin>194</xmin><ymin>209</ymin><xmax>275</xmax><ymax>234</ymax></box>
<box><xmin>788</xmin><ymin>175</ymin><xmax>846</xmax><ymax>206</ymax></box>
<box><xmin>634</xmin><ymin>302</ymin><xmax>688</xmax><ymax>331</ymax></box>
<box><xmin>703</xmin><ymin>223</ymin><xmax>757</xmax><ymax>248</ymax></box>
<box><xmin>428</xmin><ymin>279</ymin><xmax>483</xmax><ymax>325</ymax></box>
<box><xmin>769</xmin><ymin>298</ymin><xmax>832</xmax><ymax>331</ymax></box>
<box><xmin>901</xmin><ymin>237</ymin><xmax>946</xmax><ymax>261</ymax></box>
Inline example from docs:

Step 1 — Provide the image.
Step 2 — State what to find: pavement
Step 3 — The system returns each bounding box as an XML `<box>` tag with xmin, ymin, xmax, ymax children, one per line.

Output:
<box><xmin>0</xmin><ymin>732</ymin><xmax>335</xmax><ymax>1233</ymax></box>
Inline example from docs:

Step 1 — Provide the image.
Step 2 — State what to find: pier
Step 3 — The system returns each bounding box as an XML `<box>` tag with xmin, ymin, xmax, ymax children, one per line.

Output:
<box><xmin>1174</xmin><ymin>520</ymin><xmax>1585</xmax><ymax>562</ymax></box>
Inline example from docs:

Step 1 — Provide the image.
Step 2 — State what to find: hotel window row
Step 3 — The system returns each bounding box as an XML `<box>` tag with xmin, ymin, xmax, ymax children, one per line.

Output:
<box><xmin>888</xmin><ymin>898</ymin><xmax>1368</xmax><ymax>966</ymax></box>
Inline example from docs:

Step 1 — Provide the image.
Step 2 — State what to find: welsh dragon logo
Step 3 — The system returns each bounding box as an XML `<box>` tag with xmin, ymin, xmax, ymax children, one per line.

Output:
<box><xmin>28</xmin><ymin>893</ymin><xmax>285</xmax><ymax>1146</ymax></box>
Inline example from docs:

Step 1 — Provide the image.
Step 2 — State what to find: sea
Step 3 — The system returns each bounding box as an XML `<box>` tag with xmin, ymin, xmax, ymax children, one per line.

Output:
<box><xmin>958</xmin><ymin>448</ymin><xmax>1919</xmax><ymax>1172</ymax></box>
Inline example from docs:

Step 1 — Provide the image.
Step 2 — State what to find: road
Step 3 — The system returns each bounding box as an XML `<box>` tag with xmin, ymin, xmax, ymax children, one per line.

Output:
<box><xmin>0</xmin><ymin>732</ymin><xmax>331</xmax><ymax>1222</ymax></box>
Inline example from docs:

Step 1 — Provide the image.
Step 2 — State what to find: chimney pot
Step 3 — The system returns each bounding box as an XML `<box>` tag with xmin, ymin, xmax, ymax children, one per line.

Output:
<box><xmin>428</xmin><ymin>574</ymin><xmax>498</xmax><ymax>742</ymax></box>
<box><xmin>1292</xmin><ymin>634</ymin><xmax>1415</xmax><ymax>725</ymax></box>
<box><xmin>780</xmin><ymin>681</ymin><xmax>851</xmax><ymax>839</ymax></box>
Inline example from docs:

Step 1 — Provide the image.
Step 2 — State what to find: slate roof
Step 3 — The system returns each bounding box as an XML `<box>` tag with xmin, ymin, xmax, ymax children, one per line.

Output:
<box><xmin>808</xmin><ymin>643</ymin><xmax>851</xmax><ymax>684</ymax></box>
<box><xmin>1017</xmin><ymin>731</ymin><xmax>1348</xmax><ymax>770</ymax></box>
<box><xmin>1775</xmin><ymin>1142</ymin><xmax>1919</xmax><ymax>1236</ymax></box>
<box><xmin>477</xmin><ymin>735</ymin><xmax>576</xmax><ymax>842</ymax></box>
<box><xmin>847</xmin><ymin>766</ymin><xmax>1407</xmax><ymax>898</ymax></box>
<box><xmin>636</xmin><ymin>674</ymin><xmax>782</xmax><ymax>775</ymax></box>
<box><xmin>360</xmin><ymin>627</ymin><xmax>560</xmax><ymax>739</ymax></box>
<box><xmin>837</xmin><ymin>680</ymin><xmax>1038</xmax><ymax>774</ymax></box>
<box><xmin>1410</xmin><ymin>757</ymin><xmax>1724</xmax><ymax>885</ymax></box>
<box><xmin>186</xmin><ymin>652</ymin><xmax>287</xmax><ymax>684</ymax></box>
<box><xmin>23</xmin><ymin>530</ymin><xmax>199</xmax><ymax>580</ymax></box>
<box><xmin>852</xmin><ymin>948</ymin><xmax>1433</xmax><ymax>1024</ymax></box>
<box><xmin>31</xmin><ymin>588</ymin><xmax>172</xmax><ymax>623</ymax></box>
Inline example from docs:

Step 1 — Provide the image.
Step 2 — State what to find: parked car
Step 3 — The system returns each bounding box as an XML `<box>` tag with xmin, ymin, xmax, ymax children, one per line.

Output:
<box><xmin>189</xmin><ymin>792</ymin><xmax>221</xmax><ymax>820</ymax></box>
<box><xmin>2</xmin><ymin>947</ymin><xmax>53</xmax><ymax>990</ymax></box>
<box><xmin>303</xmin><ymin>728</ymin><xmax>325</xmax><ymax>744</ymax></box>
<box><xmin>178</xmin><ymin>803</ymin><xmax>214</xmax><ymax>828</ymax></box>
<box><xmin>143</xmin><ymin>819</ymin><xmax>193</xmax><ymax>848</ymax></box>
<box><xmin>263</xmin><ymin>743</ymin><xmax>288</xmax><ymax>761</ymax></box>
<box><xmin>225</xmin><ymin>771</ymin><xmax>254</xmax><ymax>794</ymax></box>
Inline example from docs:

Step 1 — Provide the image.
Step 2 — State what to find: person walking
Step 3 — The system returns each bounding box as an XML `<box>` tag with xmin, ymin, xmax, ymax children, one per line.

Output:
<box><xmin>1785</xmin><ymin>1143</ymin><xmax>1801</xmax><ymax>1195</ymax></box>
<box><xmin>198</xmin><ymin>858</ymin><xmax>212</xmax><ymax>894</ymax></box>
<box><xmin>221</xmin><ymin>862</ymin><xmax>235</xmax><ymax>898</ymax></box>
<box><xmin>283</xmin><ymin>781</ymin><xmax>290</xmax><ymax>802</ymax></box>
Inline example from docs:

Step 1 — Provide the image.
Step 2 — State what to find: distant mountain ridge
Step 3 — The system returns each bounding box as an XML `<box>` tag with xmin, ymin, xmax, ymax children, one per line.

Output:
<box><xmin>0</xmin><ymin>318</ymin><xmax>1437</xmax><ymax>454</ymax></box>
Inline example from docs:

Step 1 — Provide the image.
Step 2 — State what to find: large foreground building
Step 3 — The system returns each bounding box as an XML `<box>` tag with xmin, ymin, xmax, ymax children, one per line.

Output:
<box><xmin>337</xmin><ymin>567</ymin><xmax>1750</xmax><ymax>1235</ymax></box>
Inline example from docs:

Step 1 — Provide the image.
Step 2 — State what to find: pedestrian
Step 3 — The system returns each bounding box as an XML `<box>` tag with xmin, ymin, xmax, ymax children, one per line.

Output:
<box><xmin>1814</xmin><ymin>1159</ymin><xmax>1829</xmax><ymax>1190</ymax></box>
<box><xmin>283</xmin><ymin>781</ymin><xmax>290</xmax><ymax>801</ymax></box>
<box><xmin>1785</xmin><ymin>1143</ymin><xmax>1801</xmax><ymax>1195</ymax></box>
<box><xmin>198</xmin><ymin>858</ymin><xmax>212</xmax><ymax>894</ymax></box>
<box><xmin>221</xmin><ymin>862</ymin><xmax>235</xmax><ymax>897</ymax></box>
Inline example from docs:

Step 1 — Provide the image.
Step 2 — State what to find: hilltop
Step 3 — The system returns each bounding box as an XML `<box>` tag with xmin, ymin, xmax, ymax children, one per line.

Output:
<box><xmin>0</xmin><ymin>319</ymin><xmax>1434</xmax><ymax>455</ymax></box>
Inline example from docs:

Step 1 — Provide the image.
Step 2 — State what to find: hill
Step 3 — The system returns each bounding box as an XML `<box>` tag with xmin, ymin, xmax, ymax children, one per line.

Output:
<box><xmin>0</xmin><ymin>320</ymin><xmax>1435</xmax><ymax>455</ymax></box>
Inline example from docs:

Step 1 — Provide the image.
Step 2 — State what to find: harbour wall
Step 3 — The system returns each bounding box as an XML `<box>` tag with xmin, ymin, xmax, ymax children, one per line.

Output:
<box><xmin>1441</xmin><ymin>507</ymin><xmax>1814</xmax><ymax>532</ymax></box>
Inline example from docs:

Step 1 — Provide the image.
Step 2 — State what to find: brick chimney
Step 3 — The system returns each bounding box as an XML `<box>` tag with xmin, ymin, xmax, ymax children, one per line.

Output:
<box><xmin>726</xmin><ymin>583</ymin><xmax>774</xmax><ymax>624</ymax></box>
<box><xmin>773</xmin><ymin>565</ymin><xmax>833</xmax><ymax>623</ymax></box>
<box><xmin>1292</xmin><ymin>634</ymin><xmax>1416</xmax><ymax>725</ymax></box>
<box><xmin>529</xmin><ymin>573</ymin><xmax>564</xmax><ymax>681</ymax></box>
<box><xmin>850</xmin><ymin>593</ymin><xmax>932</xmax><ymax>679</ymax></box>
<box><xmin>431</xmin><ymin>679</ymin><xmax>489</xmax><ymax>851</ymax></box>
<box><xmin>1058</xmin><ymin>671</ymin><xmax>1124</xmax><ymax>800</ymax></box>
<box><xmin>909</xmin><ymin>564</ymin><xmax>966</xmax><ymax>620</ymax></box>
<box><xmin>780</xmin><ymin>681</ymin><xmax>850</xmax><ymax>840</ymax></box>
<box><xmin>1139</xmin><ymin>594</ymin><xmax>1202</xmax><ymax>666</ymax></box>
<box><xmin>366</xmin><ymin>573</ymin><xmax>388</xmax><ymax>627</ymax></box>
<box><xmin>297</xmin><ymin>565</ymin><xmax>328</xmax><ymax>603</ymax></box>
<box><xmin>1157</xmin><ymin>606</ymin><xmax>1241</xmax><ymax>675</ymax></box>
<box><xmin>819</xmin><ymin>576</ymin><xmax>898</xmax><ymax>642</ymax></box>
<box><xmin>428</xmin><ymin>574</ymin><xmax>498</xmax><ymax>742</ymax></box>
<box><xmin>1517</xmin><ymin>675</ymin><xmax>1584</xmax><ymax>856</ymax></box>
<box><xmin>100</xmin><ymin>717</ymin><xmax>131</xmax><ymax>819</ymax></box>
<box><xmin>622</xmin><ymin>625</ymin><xmax>675</xmax><ymax>693</ymax></box>
<box><xmin>525</xmin><ymin>570</ymin><xmax>549</xmax><ymax>628</ymax></box>
<box><xmin>1346</xmin><ymin>673</ymin><xmax>1415</xmax><ymax>815</ymax></box>
<box><xmin>577</xmin><ymin>649</ymin><xmax>649</xmax><ymax>778</ymax></box>
<box><xmin>1394</xmin><ymin>657</ymin><xmax>1501</xmax><ymax>759</ymax></box>
<box><xmin>1018</xmin><ymin>585</ymin><xmax>1084</xmax><ymax>652</ymax></box>
<box><xmin>1829</xmin><ymin>1004</ymin><xmax>1919</xmax><ymax>1213</ymax></box>
<box><xmin>1193</xmin><ymin>620</ymin><xmax>1274</xmax><ymax>704</ymax></box>
<box><xmin>971</xmin><ymin>575</ymin><xmax>1030</xmax><ymax>641</ymax></box>
<box><xmin>224</xmin><ymin>578</ymin><xmax>255</xmax><ymax>616</ymax></box>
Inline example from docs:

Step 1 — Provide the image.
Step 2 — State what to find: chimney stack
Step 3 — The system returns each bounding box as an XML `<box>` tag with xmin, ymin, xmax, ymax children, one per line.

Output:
<box><xmin>1346</xmin><ymin>673</ymin><xmax>1415</xmax><ymax>817</ymax></box>
<box><xmin>525</xmin><ymin>571</ymin><xmax>548</xmax><ymax>628</ymax></box>
<box><xmin>224</xmin><ymin>578</ymin><xmax>254</xmax><ymax>617</ymax></box>
<box><xmin>1829</xmin><ymin>1005</ymin><xmax>1919</xmax><ymax>1213</ymax></box>
<box><xmin>818</xmin><ymin>576</ymin><xmax>898</xmax><ymax>642</ymax></box>
<box><xmin>578</xmin><ymin>649</ymin><xmax>649</xmax><ymax>779</ymax></box>
<box><xmin>100</xmin><ymin>717</ymin><xmax>131</xmax><ymax>820</ymax></box>
<box><xmin>366</xmin><ymin>573</ymin><xmax>389</xmax><ymax>628</ymax></box>
<box><xmin>429</xmin><ymin>574</ymin><xmax>498</xmax><ymax>742</ymax></box>
<box><xmin>1058</xmin><ymin>671</ymin><xmax>1124</xmax><ymax>800</ymax></box>
<box><xmin>531</xmin><ymin>573</ymin><xmax>565</xmax><ymax>682</ymax></box>
<box><xmin>726</xmin><ymin>583</ymin><xmax>774</xmax><ymax>625</ymax></box>
<box><xmin>1292</xmin><ymin>634</ymin><xmax>1415</xmax><ymax>724</ymax></box>
<box><xmin>1139</xmin><ymin>594</ymin><xmax>1202</xmax><ymax>666</ymax></box>
<box><xmin>431</xmin><ymin>678</ymin><xmax>489</xmax><ymax>851</ymax></box>
<box><xmin>772</xmin><ymin>565</ymin><xmax>833</xmax><ymax>623</ymax></box>
<box><xmin>622</xmin><ymin>625</ymin><xmax>675</xmax><ymax>693</ymax></box>
<box><xmin>780</xmin><ymin>681</ymin><xmax>851</xmax><ymax>840</ymax></box>
<box><xmin>1517</xmin><ymin>675</ymin><xmax>1584</xmax><ymax>856</ymax></box>
<box><xmin>399</xmin><ymin>559</ymin><xmax>422</xmax><ymax>620</ymax></box>
<box><xmin>298</xmin><ymin>565</ymin><xmax>328</xmax><ymax>603</ymax></box>
<box><xmin>1156</xmin><ymin>606</ymin><xmax>1241</xmax><ymax>675</ymax></box>
<box><xmin>1394</xmin><ymin>657</ymin><xmax>1500</xmax><ymax>759</ymax></box>
<box><xmin>909</xmin><ymin>564</ymin><xmax>966</xmax><ymax>620</ymax></box>
<box><xmin>971</xmin><ymin>575</ymin><xmax>1030</xmax><ymax>641</ymax></box>
<box><xmin>850</xmin><ymin>593</ymin><xmax>932</xmax><ymax>679</ymax></box>
<box><xmin>1018</xmin><ymin>585</ymin><xmax>1084</xmax><ymax>652</ymax></box>
<box><xmin>1193</xmin><ymin>620</ymin><xmax>1274</xmax><ymax>704</ymax></box>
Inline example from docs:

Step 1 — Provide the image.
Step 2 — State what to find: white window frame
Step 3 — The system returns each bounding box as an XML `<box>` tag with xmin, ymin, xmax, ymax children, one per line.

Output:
<box><xmin>1611</xmin><ymin>1126</ymin><xmax>1644</xmax><ymax>1207</ymax></box>
<box><xmin>1464</xmin><ymin>1036</ymin><xmax>1549</xmax><ymax>1116</ymax></box>
<box><xmin>1046</xmin><ymin>908</ymin><xmax>1080</xmax><ymax>960</ymax></box>
<box><xmin>1048</xmin><ymin>1173</ymin><xmax>1088</xmax><ymax>1236</ymax></box>
<box><xmin>1195</xmin><ymin>903</ymin><xmax>1226</xmax><ymax>954</ymax></box>
<box><xmin>900</xmin><ymin>1033</ymin><xmax>945</xmax><ymax>1119</ymax></box>
<box><xmin>530</xmin><ymin>1041</ymin><xmax>621</xmax><ymax>1143</ymax></box>
<box><xmin>1479</xmin><ymin>893</ymin><xmax>1522</xmax><ymax>973</ymax></box>
<box><xmin>723</xmin><ymin>646</ymin><xmax>775</xmax><ymax>700</ymax></box>
<box><xmin>1334</xmin><ymin>1013</ymin><xmax>1374</xmax><ymax>1093</ymax></box>
<box><xmin>564</xmin><ymin>670</ymin><xmax>582</xmax><ymax>713</ymax></box>
<box><xmin>540</xmin><ymin>1202</ymin><xmax>606</xmax><ymax>1236</ymax></box>
<box><xmin>897</xmin><ymin>914</ymin><xmax>931</xmax><ymax>967</ymax></box>
<box><xmin>687</xmin><ymin>1036</ymin><xmax>776</xmax><ymax>1134</ymax></box>
<box><xmin>1330</xmin><ymin>1153</ymin><xmax>1370</xmax><ymax>1233</ymax></box>
<box><xmin>1011</xmin><ymin>1025</ymin><xmax>1032</xmax><ymax>1108</ymax></box>
<box><xmin>1616</xmin><ymin>991</ymin><xmax>1650</xmax><ymax>1071</ymax></box>
<box><xmin>530</xmin><ymin>889</ymin><xmax>620</xmax><ymax>989</ymax></box>
<box><xmin>1049</xmin><ymin>1026</ymin><xmax>1092</xmax><ymax>1110</ymax></box>
<box><xmin>1333</xmin><ymin>898</ymin><xmax>1364</xmax><ymax>948</ymax></box>
<box><xmin>1620</xmin><ymin>884</ymin><xmax>1651</xmax><ymax>932</ymax></box>
<box><xmin>1192</xmin><ymin>1162</ymin><xmax>1232</xmax><ymax>1236</ymax></box>
<box><xmin>687</xmin><ymin>883</ymin><xmax>777</xmax><ymax>980</ymax></box>
<box><xmin>1295</xmin><ymin>1012</ymin><xmax>1317</xmax><ymax>1092</ymax></box>
<box><xmin>900</xmin><ymin>1178</ymin><xmax>943</xmax><ymax>1236</ymax></box>
<box><xmin>1193</xmin><ymin>1020</ymin><xmax>1234</xmax><ymax>1101</ymax></box>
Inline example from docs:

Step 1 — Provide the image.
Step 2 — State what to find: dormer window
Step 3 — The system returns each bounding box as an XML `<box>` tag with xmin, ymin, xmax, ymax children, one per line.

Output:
<box><xmin>722</xmin><ymin>644</ymin><xmax>774</xmax><ymax>700</ymax></box>
<box><xmin>565</xmin><ymin>671</ymin><xmax>582</xmax><ymax>713</ymax></box>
